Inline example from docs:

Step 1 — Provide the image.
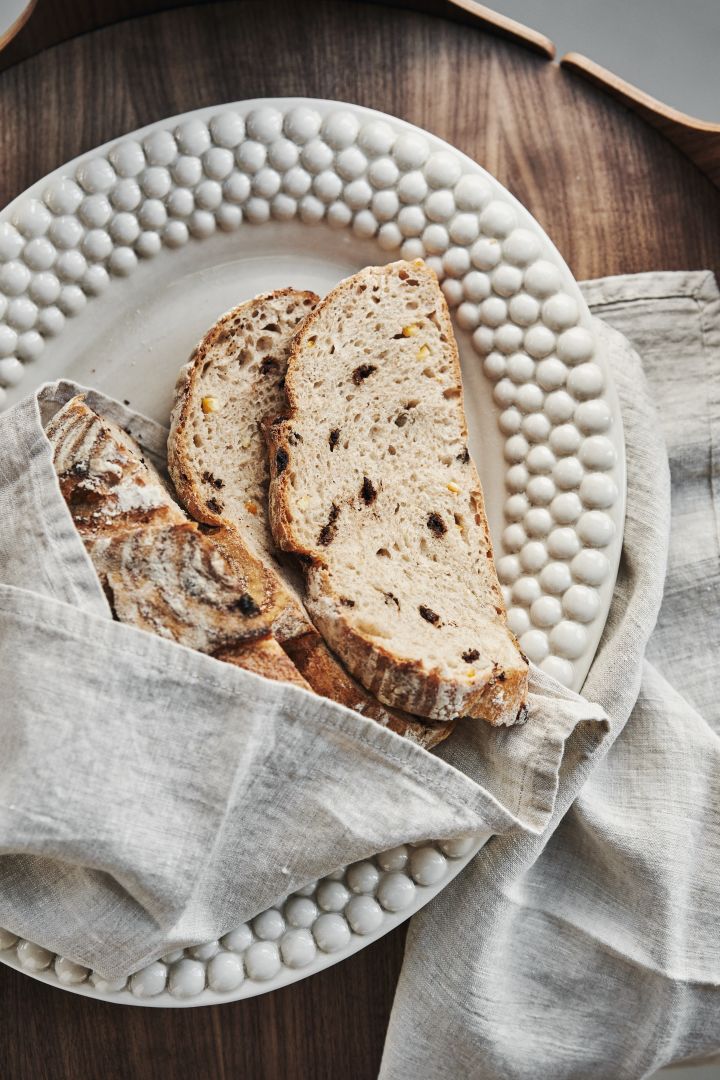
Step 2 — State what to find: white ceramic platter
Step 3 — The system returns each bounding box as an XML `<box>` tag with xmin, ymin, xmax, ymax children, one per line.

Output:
<box><xmin>0</xmin><ymin>98</ymin><xmax>625</xmax><ymax>1006</ymax></box>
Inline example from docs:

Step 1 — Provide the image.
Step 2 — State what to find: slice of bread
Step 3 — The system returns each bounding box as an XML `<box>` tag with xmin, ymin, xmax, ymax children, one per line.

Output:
<box><xmin>266</xmin><ymin>260</ymin><xmax>529</xmax><ymax>725</ymax></box>
<box><xmin>46</xmin><ymin>395</ymin><xmax>309</xmax><ymax>688</ymax></box>
<box><xmin>167</xmin><ymin>292</ymin><xmax>454</xmax><ymax>749</ymax></box>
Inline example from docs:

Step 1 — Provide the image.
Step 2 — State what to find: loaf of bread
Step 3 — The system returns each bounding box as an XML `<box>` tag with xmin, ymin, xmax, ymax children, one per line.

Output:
<box><xmin>266</xmin><ymin>260</ymin><xmax>529</xmax><ymax>725</ymax></box>
<box><xmin>46</xmin><ymin>395</ymin><xmax>309</xmax><ymax>687</ymax></box>
<box><xmin>167</xmin><ymin>292</ymin><xmax>454</xmax><ymax>749</ymax></box>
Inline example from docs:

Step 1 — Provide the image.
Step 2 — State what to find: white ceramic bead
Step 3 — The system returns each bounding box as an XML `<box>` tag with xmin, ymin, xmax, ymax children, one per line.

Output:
<box><xmin>479</xmin><ymin>296</ymin><xmax>506</xmax><ymax>327</ymax></box>
<box><xmin>252</xmin><ymin>909</ymin><xmax>285</xmax><ymax>941</ymax></box>
<box><xmin>470</xmin><ymin>236</ymin><xmax>502</xmax><ymax>271</ymax></box>
<box><xmin>516</xmin><ymin>383</ymin><xmax>544</xmax><ymax>413</ymax></box>
<box><xmin>526</xmin><ymin>475</ymin><xmax>555</xmax><ymax>505</ymax></box>
<box><xmin>193</xmin><ymin>179</ymin><xmax>223</xmax><ymax>210</ymax></box>
<box><xmin>266</xmin><ymin>138</ymin><xmax>298</xmax><ymax>172</ymax></box>
<box><xmin>507</xmin><ymin>606</ymin><xmax>530</xmax><ymax>636</ymax></box>
<box><xmin>502</xmin><ymin>227</ymin><xmax>540</xmax><ymax>266</ymax></box>
<box><xmin>497</xmin><ymin>554</ymin><xmax>521</xmax><ymax>583</ymax></box>
<box><xmin>553</xmin><ymin>456</ymin><xmax>584</xmax><ymax>490</ymax></box>
<box><xmin>244</xmin><ymin>941</ymin><xmax>281</xmax><ymax>980</ymax></box>
<box><xmin>550</xmin><ymin>492</ymin><xmax>583</xmax><ymax>524</ymax></box>
<box><xmin>368</xmin><ymin>156</ymin><xmax>399</xmax><ymax>188</ymax></box>
<box><xmin>0</xmin><ymin>326</ymin><xmax>17</xmax><ymax>356</ymax></box>
<box><xmin>313</xmin><ymin>169</ymin><xmax>342</xmax><ymax>202</ymax></box>
<box><xmin>76</xmin><ymin>157</ymin><xmax>116</xmax><ymax>194</ymax></box>
<box><xmin>425</xmin><ymin>256</ymin><xmax>444</xmax><ymax>277</ymax></box>
<box><xmin>397</xmin><ymin>170</ymin><xmax>428</xmax><ymax>206</ymax></box>
<box><xmin>550</xmin><ymin>620</ymin><xmax>588</xmax><ymax>659</ymax></box>
<box><xmin>425</xmin><ymin>189</ymin><xmax>455</xmax><ymax>223</ymax></box>
<box><xmin>524</xmin><ymin>259</ymin><xmax>562</xmax><ymax>298</ymax></box>
<box><xmin>223</xmin><ymin>172</ymin><xmax>251</xmax><ymax>204</ymax></box>
<box><xmin>283</xmin><ymin>166</ymin><xmax>312</xmax><ymax>197</ymax></box>
<box><xmin>441</xmin><ymin>278</ymin><xmax>463</xmax><ymax>307</ymax></box>
<box><xmin>377</xmin><ymin>845</ymin><xmax>408</xmax><ymax>872</ymax></box>
<box><xmin>512</xmin><ymin>576</ymin><xmax>541</xmax><ymax>606</ymax></box>
<box><xmin>300</xmin><ymin>139</ymin><xmax>333</xmax><ymax>174</ymax></box>
<box><xmin>451</xmin><ymin>174</ymin><xmax>489</xmax><ymax>212</ymax></box>
<box><xmin>456</xmin><ymin>302</ymin><xmax>479</xmax><ymax>330</ymax></box>
<box><xmin>187</xmin><ymin>940</ymin><xmax>220</xmax><ymax>961</ymax></box>
<box><xmin>423</xmin><ymin>223</ymin><xmax>449</xmax><ymax>254</ymax></box>
<box><xmin>108</xmin><ymin>247</ymin><xmax>137</xmax><ymax>276</ymax></box>
<box><xmin>580</xmin><ymin>473</ymin><xmax>618</xmax><ymax>509</ymax></box>
<box><xmin>207</xmin><ymin>951</ymin><xmax>245</xmax><ymax>991</ymax></box>
<box><xmin>526</xmin><ymin>445</ymin><xmax>555</xmax><ymax>474</ymax></box>
<box><xmin>524</xmin><ymin>506</ymin><xmax>553</xmax><ymax>536</ymax></box>
<box><xmin>110</xmin><ymin>178</ymin><xmax>142</xmax><ymax>212</ymax></box>
<box><xmin>245</xmin><ymin>197</ymin><xmax>271</xmax><ymax>224</ymax></box>
<box><xmin>316</xmin><ymin>880</ymin><xmax>351</xmax><ymax>912</ymax></box>
<box><xmin>7</xmin><ymin>297</ymin><xmax>37</xmax><ymax>330</ymax></box>
<box><xmin>313</xmin><ymin>913</ymin><xmax>352</xmax><ymax>952</ymax></box>
<box><xmin>442</xmin><ymin>246</ymin><xmax>470</xmax><ymax>278</ymax></box>
<box><xmin>109</xmin><ymin>212</ymin><xmax>140</xmax><ymax>245</ymax></box>
<box><xmin>236</xmin><ymin>140</ymin><xmax>266</xmax><ymax>174</ymax></box>
<box><xmin>58</xmin><ymin>284</ymin><xmax>86</xmax><ymax>314</ymax></box>
<box><xmin>460</xmin><ymin>271</ymin><xmax>489</xmax><ymax>304</ymax></box>
<box><xmin>0</xmin><ymin>223</ymin><xmax>24</xmax><ymax>262</ymax></box>
<box><xmin>246</xmin><ymin>107</ymin><xmax>283</xmax><ymax>145</ymax></box>
<box><xmin>109</xmin><ymin>141</ymin><xmax>145</xmax><ymax>179</ymax></box>
<box><xmin>471</xmin><ymin>325</ymin><xmax>494</xmax><ymax>354</ymax></box>
<box><xmin>283</xmin><ymin>897</ymin><xmax>317</xmax><ymax>929</ymax></box>
<box><xmin>252</xmin><ymin>168</ymin><xmax>281</xmax><ymax>199</ymax></box>
<box><xmin>84</xmin><ymin>254</ymin><xmax>111</xmax><ymax>290</ymax></box>
<box><xmin>409</xmin><ymin>846</ymin><xmax>447</xmax><ymax>886</ymax></box>
<box><xmin>161</xmin><ymin>949</ymin><xmax>185</xmax><ymax>964</ymax></box>
<box><xmin>524</xmin><ymin>324</ymin><xmax>555</xmax><ymax>359</ymax></box>
<box><xmin>506</xmin><ymin>351</ymin><xmax>534</xmax><ymax>384</ymax></box>
<box><xmin>440</xmin><ymin>835</ymin><xmax>477</xmax><ymax>859</ymax></box>
<box><xmin>550</xmin><ymin>423</ymin><xmax>582</xmax><ymax>456</ymax></box>
<box><xmin>337</xmin><ymin>146</ymin><xmax>367</xmax><ymax>181</ymax></box>
<box><xmin>498</xmin><ymin>406</ymin><xmax>522</xmax><ymax>434</ymax></box>
<box><xmin>14</xmin><ymin>198</ymin><xmax>52</xmax><ymax>238</ymax></box>
<box><xmin>270</xmin><ymin>194</ymin><xmax>297</xmax><ymax>222</ymax></box>
<box><xmin>358</xmin><ymin>120</ymin><xmax>395</xmax><ymax>157</ymax></box>
<box><xmin>542</xmin><ymin>293</ymin><xmax>579</xmax><ymax>331</ymax></box>
<box><xmin>54</xmin><ymin>956</ymin><xmax>89</xmax><ymax>984</ymax></box>
<box><xmin>283</xmin><ymin>105</ymin><xmax>321</xmax><ymax>144</ymax></box>
<box><xmin>210</xmin><ymin>111</ymin><xmax>245</xmax><ymax>148</ymax></box>
<box><xmin>506</xmin><ymin>462</ymin><xmax>529</xmax><ymax>491</ymax></box>
<box><xmin>508</xmin><ymin>292</ymin><xmax>539</xmax><ymax>326</ymax></box>
<box><xmin>547</xmin><ymin>526</ymin><xmax>581</xmax><ymax>559</ymax></box>
<box><xmin>563</xmin><ymin>584</ymin><xmax>600</xmax><ymax>623</ymax></box>
<box><xmin>545</xmin><ymin>389</ymin><xmax>576</xmax><ymax>423</ymax></box>
<box><xmin>89</xmin><ymin>973</ymin><xmax>128</xmax><ymax>994</ymax></box>
<box><xmin>130</xmin><ymin>961</ymin><xmax>167</xmax><ymax>997</ymax></box>
<box><xmin>372</xmin><ymin>189</ymin><xmax>399</xmax><ymax>221</ymax></box>
<box><xmin>491</xmin><ymin>263</ymin><xmax>523</xmax><ymax>297</ymax></box>
<box><xmin>579</xmin><ymin>435</ymin><xmax>616</xmax><ymax>471</ymax></box>
<box><xmin>37</xmin><ymin>305</ymin><xmax>64</xmax><ymax>335</ymax></box>
<box><xmin>446</xmin><ymin>212</ymin><xmax>478</xmax><ymax>246</ymax></box>
<box><xmin>479</xmin><ymin>200</ymin><xmax>516</xmax><ymax>237</ymax></box>
<box><xmin>346</xmin><ymin>861</ymin><xmax>380</xmax><ymax>895</ymax></box>
<box><xmin>483</xmin><ymin>351</ymin><xmax>506</xmax><ymax>381</ymax></box>
<box><xmin>16</xmin><ymin>941</ymin><xmax>52</xmax><ymax>970</ymax></box>
<box><xmin>571</xmin><ymin>548</ymin><xmax>609</xmax><ymax>585</ymax></box>
<box><xmin>377</xmin><ymin>873</ymin><xmax>416</xmax><ymax>912</ymax></box>
<box><xmin>143</xmin><ymin>129</ymin><xmax>177</xmax><ymax>167</ymax></box>
<box><xmin>522</xmin><ymin>413</ymin><xmax>551</xmax><ymax>443</ymax></box>
<box><xmin>575</xmin><ymin>399</ymin><xmax>612</xmax><ymax>434</ymax></box>
<box><xmin>215</xmin><ymin>204</ymin><xmax>242</xmax><ymax>232</ymax></box>
<box><xmin>171</xmin><ymin>155</ymin><xmax>200</xmax><ymax>190</ymax></box>
<box><xmin>534</xmin><ymin>358</ymin><xmax>566</xmax><ymax>391</ymax></box>
<box><xmin>0</xmin><ymin>260</ymin><xmax>30</xmax><ymax>295</ymax></box>
<box><xmin>140</xmin><ymin>165</ymin><xmax>172</xmax><ymax>199</ymax></box>
<box><xmin>22</xmin><ymin>237</ymin><xmax>55</xmax><ymax>271</ymax></box>
<box><xmin>326</xmin><ymin>868</ymin><xmax>348</xmax><ymax>881</ymax></box>
<box><xmin>540</xmin><ymin>655</ymin><xmax>575</xmax><ymax>686</ymax></box>
<box><xmin>345</xmin><ymin>895</ymin><xmax>384</xmax><ymax>935</ymax></box>
<box><xmin>556</xmin><ymin>325</ymin><xmax>594</xmax><ymax>364</ymax></box>
<box><xmin>344</xmin><ymin>179</ymin><xmax>372</xmax><ymax>209</ymax></box>
<box><xmin>567</xmin><ymin>362</ymin><xmax>604</xmax><ymax>400</ymax></box>
<box><xmin>82</xmin><ymin>227</ymin><xmax>112</xmax><ymax>261</ymax></box>
<box><xmin>424</xmin><ymin>151</ymin><xmax>462</xmax><ymax>189</ymax></box>
<box><xmin>327</xmin><ymin>202</ymin><xmax>352</xmax><ymax>228</ymax></box>
<box><xmin>169</xmin><ymin>958</ymin><xmax>206</xmax><ymax>998</ymax></box>
<box><xmin>393</xmin><ymin>132</ymin><xmax>430</xmax><ymax>170</ymax></box>
<box><xmin>530</xmin><ymin>595</ymin><xmax>563</xmax><ymax>627</ymax></box>
<box><xmin>44</xmin><ymin>178</ymin><xmax>84</xmax><ymax>215</ymax></box>
<box><xmin>397</xmin><ymin>205</ymin><xmax>426</xmax><ymax>237</ymax></box>
<box><xmin>519</xmin><ymin>628</ymin><xmax>549</xmax><ymax>662</ymax></box>
<box><xmin>504</xmin><ymin>433</ymin><xmax>529</xmax><ymax>462</ymax></box>
<box><xmin>280</xmin><ymin>928</ymin><xmax>317</xmax><ymax>969</ymax></box>
<box><xmin>353</xmin><ymin>210</ymin><xmax>378</xmax><ymax>238</ymax></box>
<box><xmin>540</xmin><ymin>561</ymin><xmax>573</xmax><ymax>594</ymax></box>
<box><xmin>17</xmin><ymin>331</ymin><xmax>43</xmax><ymax>361</ymax></box>
<box><xmin>0</xmin><ymin>356</ymin><xmax>24</xmax><ymax>385</ymax></box>
<box><xmin>503</xmin><ymin>521</ymin><xmax>527</xmax><ymax>548</ymax></box>
<box><xmin>135</xmin><ymin>230</ymin><xmax>162</xmax><ymax>257</ymax></box>
<box><xmin>520</xmin><ymin>540</ymin><xmax>548</xmax><ymax>572</ymax></box>
<box><xmin>221</xmin><ymin>924</ymin><xmax>253</xmax><ymax>953</ymax></box>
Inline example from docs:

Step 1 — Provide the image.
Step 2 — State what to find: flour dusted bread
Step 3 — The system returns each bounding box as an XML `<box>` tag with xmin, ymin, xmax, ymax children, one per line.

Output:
<box><xmin>167</xmin><ymin>292</ymin><xmax>454</xmax><ymax>749</ymax></box>
<box><xmin>266</xmin><ymin>260</ymin><xmax>529</xmax><ymax>725</ymax></box>
<box><xmin>46</xmin><ymin>395</ymin><xmax>308</xmax><ymax>687</ymax></box>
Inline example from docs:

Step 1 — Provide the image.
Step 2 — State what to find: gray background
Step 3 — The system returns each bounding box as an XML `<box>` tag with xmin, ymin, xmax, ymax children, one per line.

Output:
<box><xmin>487</xmin><ymin>7</ymin><xmax>720</xmax><ymax>1078</ymax></box>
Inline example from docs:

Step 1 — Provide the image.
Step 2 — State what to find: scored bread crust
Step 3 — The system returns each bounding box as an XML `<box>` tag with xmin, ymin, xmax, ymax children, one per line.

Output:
<box><xmin>266</xmin><ymin>260</ymin><xmax>529</xmax><ymax>726</ymax></box>
<box><xmin>46</xmin><ymin>395</ymin><xmax>309</xmax><ymax>688</ymax></box>
<box><xmin>167</xmin><ymin>291</ymin><xmax>454</xmax><ymax>749</ymax></box>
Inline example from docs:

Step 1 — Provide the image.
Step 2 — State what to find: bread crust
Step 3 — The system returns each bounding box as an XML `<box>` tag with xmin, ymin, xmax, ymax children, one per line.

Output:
<box><xmin>266</xmin><ymin>261</ymin><xmax>529</xmax><ymax>726</ymax></box>
<box><xmin>167</xmin><ymin>292</ymin><xmax>455</xmax><ymax>748</ymax></box>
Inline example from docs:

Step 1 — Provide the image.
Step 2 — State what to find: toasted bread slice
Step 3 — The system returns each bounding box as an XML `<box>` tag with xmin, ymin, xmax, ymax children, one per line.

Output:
<box><xmin>167</xmin><ymin>292</ymin><xmax>454</xmax><ymax>749</ymax></box>
<box><xmin>46</xmin><ymin>395</ymin><xmax>309</xmax><ymax>688</ymax></box>
<box><xmin>266</xmin><ymin>260</ymin><xmax>529</xmax><ymax>725</ymax></box>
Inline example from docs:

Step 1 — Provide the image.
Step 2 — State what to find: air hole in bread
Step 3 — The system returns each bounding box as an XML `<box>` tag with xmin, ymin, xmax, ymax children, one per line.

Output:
<box><xmin>377</xmin><ymin>547</ymin><xmax>391</xmax><ymax>558</ymax></box>
<box><xmin>257</xmin><ymin>336</ymin><xmax>272</xmax><ymax>351</ymax></box>
<box><xmin>193</xmin><ymin>434</ymin><xmax>203</xmax><ymax>448</ymax></box>
<box><xmin>261</xmin><ymin>323</ymin><xmax>280</xmax><ymax>332</ymax></box>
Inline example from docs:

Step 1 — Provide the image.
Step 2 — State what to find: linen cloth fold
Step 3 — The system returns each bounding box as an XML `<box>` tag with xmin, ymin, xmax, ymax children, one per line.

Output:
<box><xmin>0</xmin><ymin>375</ymin><xmax>610</xmax><ymax>979</ymax></box>
<box><xmin>381</xmin><ymin>271</ymin><xmax>720</xmax><ymax>1080</ymax></box>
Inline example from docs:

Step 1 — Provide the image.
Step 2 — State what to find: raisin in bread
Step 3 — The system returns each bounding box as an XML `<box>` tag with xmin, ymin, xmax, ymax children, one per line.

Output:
<box><xmin>46</xmin><ymin>395</ymin><xmax>308</xmax><ymax>687</ymax></box>
<box><xmin>167</xmin><ymin>291</ymin><xmax>454</xmax><ymax>749</ymax></box>
<box><xmin>266</xmin><ymin>260</ymin><xmax>529</xmax><ymax>725</ymax></box>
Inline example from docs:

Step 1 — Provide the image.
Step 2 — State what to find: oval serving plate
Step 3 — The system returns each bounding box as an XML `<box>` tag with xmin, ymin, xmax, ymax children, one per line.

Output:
<box><xmin>0</xmin><ymin>98</ymin><xmax>625</xmax><ymax>1006</ymax></box>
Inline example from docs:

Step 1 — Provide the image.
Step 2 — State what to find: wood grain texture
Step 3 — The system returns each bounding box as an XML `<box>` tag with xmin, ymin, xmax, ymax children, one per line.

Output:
<box><xmin>562</xmin><ymin>52</ymin><xmax>720</xmax><ymax>189</ymax></box>
<box><xmin>0</xmin><ymin>3</ymin><xmax>718</xmax><ymax>1079</ymax></box>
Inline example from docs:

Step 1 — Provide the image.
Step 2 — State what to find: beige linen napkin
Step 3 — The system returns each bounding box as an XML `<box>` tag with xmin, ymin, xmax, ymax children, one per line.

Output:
<box><xmin>381</xmin><ymin>271</ymin><xmax>720</xmax><ymax>1080</ymax></box>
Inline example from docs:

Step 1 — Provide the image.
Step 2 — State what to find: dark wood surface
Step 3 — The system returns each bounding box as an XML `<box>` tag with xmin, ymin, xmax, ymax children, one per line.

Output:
<box><xmin>0</xmin><ymin>4</ymin><xmax>718</xmax><ymax>1079</ymax></box>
